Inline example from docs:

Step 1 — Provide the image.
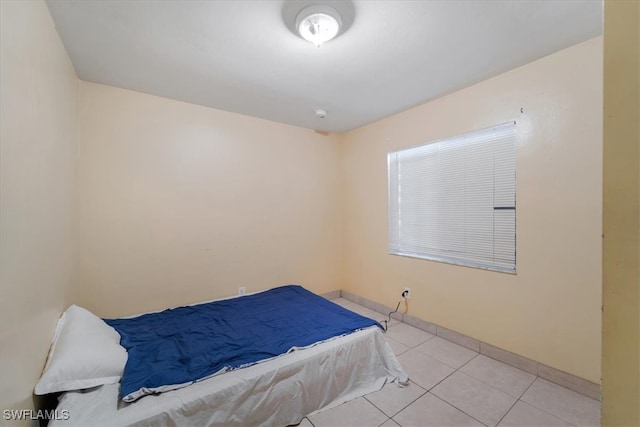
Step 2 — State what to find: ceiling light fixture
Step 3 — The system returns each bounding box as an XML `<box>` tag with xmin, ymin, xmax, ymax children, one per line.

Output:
<box><xmin>295</xmin><ymin>5</ymin><xmax>342</xmax><ymax>47</ymax></box>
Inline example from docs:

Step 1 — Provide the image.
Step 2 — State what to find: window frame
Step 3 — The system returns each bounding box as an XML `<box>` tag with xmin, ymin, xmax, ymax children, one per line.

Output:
<box><xmin>387</xmin><ymin>122</ymin><xmax>517</xmax><ymax>274</ymax></box>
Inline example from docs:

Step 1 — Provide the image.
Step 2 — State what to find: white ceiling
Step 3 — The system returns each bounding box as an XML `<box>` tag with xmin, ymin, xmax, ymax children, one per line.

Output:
<box><xmin>45</xmin><ymin>0</ymin><xmax>602</xmax><ymax>133</ymax></box>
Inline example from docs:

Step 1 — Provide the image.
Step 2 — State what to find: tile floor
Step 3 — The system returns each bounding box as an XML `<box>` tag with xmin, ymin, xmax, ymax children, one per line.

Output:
<box><xmin>297</xmin><ymin>298</ymin><xmax>601</xmax><ymax>427</ymax></box>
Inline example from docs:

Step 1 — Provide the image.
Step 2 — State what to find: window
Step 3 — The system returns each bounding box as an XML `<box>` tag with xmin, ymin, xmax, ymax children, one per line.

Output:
<box><xmin>388</xmin><ymin>122</ymin><xmax>516</xmax><ymax>273</ymax></box>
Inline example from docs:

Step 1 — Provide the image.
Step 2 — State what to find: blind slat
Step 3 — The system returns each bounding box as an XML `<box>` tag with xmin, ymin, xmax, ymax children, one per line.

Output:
<box><xmin>388</xmin><ymin>122</ymin><xmax>516</xmax><ymax>273</ymax></box>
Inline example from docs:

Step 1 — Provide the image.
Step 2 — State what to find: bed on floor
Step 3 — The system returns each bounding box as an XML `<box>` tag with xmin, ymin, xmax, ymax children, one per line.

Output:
<box><xmin>36</xmin><ymin>285</ymin><xmax>408</xmax><ymax>427</ymax></box>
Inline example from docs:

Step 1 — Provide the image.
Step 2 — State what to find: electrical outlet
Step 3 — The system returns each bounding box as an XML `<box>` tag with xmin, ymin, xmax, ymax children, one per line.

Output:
<box><xmin>402</xmin><ymin>287</ymin><xmax>411</xmax><ymax>299</ymax></box>
<box><xmin>238</xmin><ymin>286</ymin><xmax>246</xmax><ymax>296</ymax></box>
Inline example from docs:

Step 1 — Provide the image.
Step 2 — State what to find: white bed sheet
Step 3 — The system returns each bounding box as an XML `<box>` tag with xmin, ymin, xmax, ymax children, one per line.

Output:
<box><xmin>51</xmin><ymin>326</ymin><xmax>408</xmax><ymax>427</ymax></box>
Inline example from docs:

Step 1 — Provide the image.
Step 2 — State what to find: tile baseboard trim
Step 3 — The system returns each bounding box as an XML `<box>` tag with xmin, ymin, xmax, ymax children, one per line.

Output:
<box><xmin>479</xmin><ymin>341</ymin><xmax>538</xmax><ymax>376</ymax></box>
<box><xmin>320</xmin><ymin>290</ymin><xmax>341</xmax><ymax>300</ymax></box>
<box><xmin>338</xmin><ymin>289</ymin><xmax>601</xmax><ymax>401</ymax></box>
<box><xmin>436</xmin><ymin>325</ymin><xmax>481</xmax><ymax>352</ymax></box>
<box><xmin>537</xmin><ymin>363</ymin><xmax>601</xmax><ymax>401</ymax></box>
<box><xmin>403</xmin><ymin>313</ymin><xmax>437</xmax><ymax>334</ymax></box>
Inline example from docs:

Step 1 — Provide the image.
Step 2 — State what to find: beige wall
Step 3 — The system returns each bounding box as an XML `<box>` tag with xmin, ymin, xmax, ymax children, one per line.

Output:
<box><xmin>75</xmin><ymin>82</ymin><xmax>343</xmax><ymax>317</ymax></box>
<box><xmin>340</xmin><ymin>37</ymin><xmax>603</xmax><ymax>383</ymax></box>
<box><xmin>601</xmin><ymin>0</ymin><xmax>640</xmax><ymax>424</ymax></box>
<box><xmin>0</xmin><ymin>0</ymin><xmax>78</xmax><ymax>418</ymax></box>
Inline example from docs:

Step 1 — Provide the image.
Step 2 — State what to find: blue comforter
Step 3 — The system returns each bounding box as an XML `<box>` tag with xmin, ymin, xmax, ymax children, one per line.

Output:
<box><xmin>105</xmin><ymin>285</ymin><xmax>381</xmax><ymax>401</ymax></box>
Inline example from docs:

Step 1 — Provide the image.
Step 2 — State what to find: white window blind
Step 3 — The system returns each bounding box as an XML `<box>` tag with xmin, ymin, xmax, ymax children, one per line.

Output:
<box><xmin>388</xmin><ymin>122</ymin><xmax>516</xmax><ymax>273</ymax></box>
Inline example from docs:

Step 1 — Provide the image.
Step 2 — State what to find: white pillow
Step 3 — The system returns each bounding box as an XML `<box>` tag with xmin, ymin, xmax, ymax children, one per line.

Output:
<box><xmin>35</xmin><ymin>305</ymin><xmax>128</xmax><ymax>395</ymax></box>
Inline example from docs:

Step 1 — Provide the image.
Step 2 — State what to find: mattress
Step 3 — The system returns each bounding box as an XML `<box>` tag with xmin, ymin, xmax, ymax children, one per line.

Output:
<box><xmin>50</xmin><ymin>326</ymin><xmax>407</xmax><ymax>427</ymax></box>
<box><xmin>104</xmin><ymin>285</ymin><xmax>382</xmax><ymax>402</ymax></box>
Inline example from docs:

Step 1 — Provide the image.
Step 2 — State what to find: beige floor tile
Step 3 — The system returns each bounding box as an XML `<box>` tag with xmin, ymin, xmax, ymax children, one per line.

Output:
<box><xmin>308</xmin><ymin>397</ymin><xmax>389</xmax><ymax>427</ymax></box>
<box><xmin>365</xmin><ymin>380</ymin><xmax>427</xmax><ymax>417</ymax></box>
<box><xmin>479</xmin><ymin>342</ymin><xmax>538</xmax><ymax>375</ymax></box>
<box><xmin>431</xmin><ymin>372</ymin><xmax>517</xmax><ymax>427</ymax></box>
<box><xmin>393</xmin><ymin>393</ymin><xmax>485</xmax><ymax>427</ymax></box>
<box><xmin>385</xmin><ymin>336</ymin><xmax>410</xmax><ymax>356</ymax></box>
<box><xmin>346</xmin><ymin>305</ymin><xmax>383</xmax><ymax>321</ymax></box>
<box><xmin>379</xmin><ymin>419</ymin><xmax>400</xmax><ymax>427</ymax></box>
<box><xmin>520</xmin><ymin>378</ymin><xmax>600</xmax><ymax>426</ymax></box>
<box><xmin>334</xmin><ymin>298</ymin><xmax>369</xmax><ymax>312</ymax></box>
<box><xmin>385</xmin><ymin>322</ymin><xmax>434</xmax><ymax>347</ymax></box>
<box><xmin>377</xmin><ymin>316</ymin><xmax>402</xmax><ymax>330</ymax></box>
<box><xmin>330</xmin><ymin>298</ymin><xmax>597</xmax><ymax>427</ymax></box>
<box><xmin>497</xmin><ymin>401</ymin><xmax>572</xmax><ymax>426</ymax></box>
<box><xmin>403</xmin><ymin>314</ymin><xmax>437</xmax><ymax>335</ymax></box>
<box><xmin>414</xmin><ymin>336</ymin><xmax>478</xmax><ymax>369</ymax></box>
<box><xmin>337</xmin><ymin>299</ymin><xmax>401</xmax><ymax>335</ymax></box>
<box><xmin>437</xmin><ymin>326</ymin><xmax>480</xmax><ymax>352</ymax></box>
<box><xmin>396</xmin><ymin>348</ymin><xmax>455</xmax><ymax>390</ymax></box>
<box><xmin>537</xmin><ymin>364</ymin><xmax>601</xmax><ymax>401</ymax></box>
<box><xmin>370</xmin><ymin>310</ymin><xmax>402</xmax><ymax>330</ymax></box>
<box><xmin>460</xmin><ymin>354</ymin><xmax>536</xmax><ymax>398</ymax></box>
<box><xmin>332</xmin><ymin>298</ymin><xmax>354</xmax><ymax>307</ymax></box>
<box><xmin>334</xmin><ymin>300</ymin><xmax>377</xmax><ymax>319</ymax></box>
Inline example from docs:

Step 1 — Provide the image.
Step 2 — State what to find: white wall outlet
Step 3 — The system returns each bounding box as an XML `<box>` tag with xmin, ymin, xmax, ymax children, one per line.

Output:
<box><xmin>402</xmin><ymin>287</ymin><xmax>411</xmax><ymax>299</ymax></box>
<box><xmin>238</xmin><ymin>286</ymin><xmax>246</xmax><ymax>295</ymax></box>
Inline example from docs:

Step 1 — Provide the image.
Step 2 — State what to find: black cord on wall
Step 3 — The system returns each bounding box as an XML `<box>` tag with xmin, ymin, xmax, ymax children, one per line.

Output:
<box><xmin>380</xmin><ymin>300</ymin><xmax>402</xmax><ymax>332</ymax></box>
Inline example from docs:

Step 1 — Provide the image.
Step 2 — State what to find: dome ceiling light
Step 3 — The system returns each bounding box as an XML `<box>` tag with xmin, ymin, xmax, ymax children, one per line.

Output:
<box><xmin>295</xmin><ymin>5</ymin><xmax>343</xmax><ymax>47</ymax></box>
<box><xmin>315</xmin><ymin>109</ymin><xmax>328</xmax><ymax>118</ymax></box>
